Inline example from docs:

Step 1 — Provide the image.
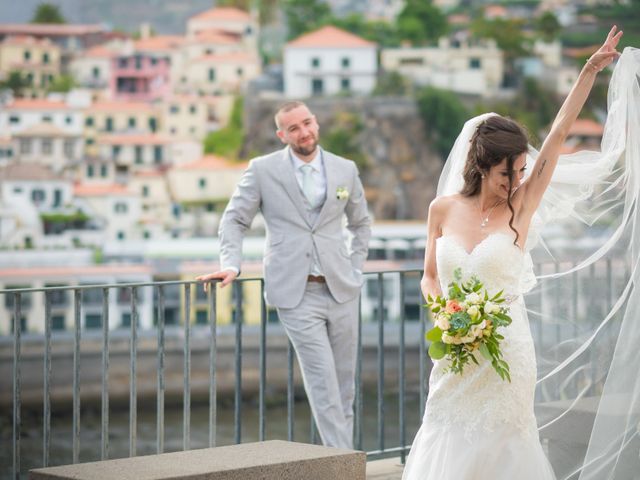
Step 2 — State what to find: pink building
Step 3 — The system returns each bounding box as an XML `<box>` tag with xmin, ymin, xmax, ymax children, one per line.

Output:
<box><xmin>111</xmin><ymin>52</ymin><xmax>171</xmax><ymax>101</ymax></box>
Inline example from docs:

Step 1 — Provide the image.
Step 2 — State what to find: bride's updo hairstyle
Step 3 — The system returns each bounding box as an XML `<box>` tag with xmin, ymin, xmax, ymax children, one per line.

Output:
<box><xmin>461</xmin><ymin>115</ymin><xmax>529</xmax><ymax>244</ymax></box>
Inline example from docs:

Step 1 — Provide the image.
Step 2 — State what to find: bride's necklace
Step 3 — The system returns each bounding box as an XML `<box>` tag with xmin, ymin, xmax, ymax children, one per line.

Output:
<box><xmin>476</xmin><ymin>198</ymin><xmax>504</xmax><ymax>228</ymax></box>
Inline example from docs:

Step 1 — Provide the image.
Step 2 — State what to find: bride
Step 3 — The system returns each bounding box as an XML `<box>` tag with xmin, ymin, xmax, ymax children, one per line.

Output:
<box><xmin>403</xmin><ymin>27</ymin><xmax>624</xmax><ymax>479</ymax></box>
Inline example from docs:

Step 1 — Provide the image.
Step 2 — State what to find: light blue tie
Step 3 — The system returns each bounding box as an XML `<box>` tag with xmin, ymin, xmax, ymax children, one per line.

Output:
<box><xmin>301</xmin><ymin>164</ymin><xmax>314</xmax><ymax>205</ymax></box>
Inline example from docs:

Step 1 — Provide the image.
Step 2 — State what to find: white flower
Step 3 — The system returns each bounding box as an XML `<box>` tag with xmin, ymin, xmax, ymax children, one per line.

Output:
<box><xmin>461</xmin><ymin>334</ymin><xmax>476</xmax><ymax>344</ymax></box>
<box><xmin>442</xmin><ymin>333</ymin><xmax>455</xmax><ymax>344</ymax></box>
<box><xmin>336</xmin><ymin>186</ymin><xmax>350</xmax><ymax>200</ymax></box>
<box><xmin>485</xmin><ymin>301</ymin><xmax>500</xmax><ymax>314</ymax></box>
<box><xmin>471</xmin><ymin>325</ymin><xmax>484</xmax><ymax>338</ymax></box>
<box><xmin>435</xmin><ymin>313</ymin><xmax>450</xmax><ymax>331</ymax></box>
<box><xmin>452</xmin><ymin>336</ymin><xmax>463</xmax><ymax>345</ymax></box>
<box><xmin>466</xmin><ymin>292</ymin><xmax>481</xmax><ymax>304</ymax></box>
<box><xmin>467</xmin><ymin>305</ymin><xmax>479</xmax><ymax>319</ymax></box>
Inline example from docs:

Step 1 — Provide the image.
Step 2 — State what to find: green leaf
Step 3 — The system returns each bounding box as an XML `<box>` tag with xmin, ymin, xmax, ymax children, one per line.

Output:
<box><xmin>428</xmin><ymin>341</ymin><xmax>447</xmax><ymax>360</ymax></box>
<box><xmin>479</xmin><ymin>343</ymin><xmax>492</xmax><ymax>360</ymax></box>
<box><xmin>426</xmin><ymin>326</ymin><xmax>443</xmax><ymax>342</ymax></box>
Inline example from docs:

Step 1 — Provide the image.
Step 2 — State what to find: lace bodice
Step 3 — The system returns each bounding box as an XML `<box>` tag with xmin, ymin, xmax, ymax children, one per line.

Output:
<box><xmin>426</xmin><ymin>232</ymin><xmax>539</xmax><ymax>439</ymax></box>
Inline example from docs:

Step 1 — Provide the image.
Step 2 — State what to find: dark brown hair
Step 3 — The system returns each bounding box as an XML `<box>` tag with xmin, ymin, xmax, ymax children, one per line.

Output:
<box><xmin>461</xmin><ymin>115</ymin><xmax>528</xmax><ymax>245</ymax></box>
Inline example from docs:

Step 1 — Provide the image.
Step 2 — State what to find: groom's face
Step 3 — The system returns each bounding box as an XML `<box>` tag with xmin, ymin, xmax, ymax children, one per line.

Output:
<box><xmin>276</xmin><ymin>105</ymin><xmax>319</xmax><ymax>157</ymax></box>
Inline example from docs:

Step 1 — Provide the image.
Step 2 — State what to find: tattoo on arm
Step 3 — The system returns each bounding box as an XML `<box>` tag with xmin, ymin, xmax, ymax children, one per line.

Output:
<box><xmin>537</xmin><ymin>158</ymin><xmax>548</xmax><ymax>178</ymax></box>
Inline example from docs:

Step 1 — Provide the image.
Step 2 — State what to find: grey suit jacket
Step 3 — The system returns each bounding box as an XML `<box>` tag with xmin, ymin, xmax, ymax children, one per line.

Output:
<box><xmin>219</xmin><ymin>146</ymin><xmax>371</xmax><ymax>309</ymax></box>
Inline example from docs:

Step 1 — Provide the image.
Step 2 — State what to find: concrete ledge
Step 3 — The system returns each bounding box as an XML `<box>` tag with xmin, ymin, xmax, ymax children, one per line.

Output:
<box><xmin>29</xmin><ymin>440</ymin><xmax>366</xmax><ymax>480</ymax></box>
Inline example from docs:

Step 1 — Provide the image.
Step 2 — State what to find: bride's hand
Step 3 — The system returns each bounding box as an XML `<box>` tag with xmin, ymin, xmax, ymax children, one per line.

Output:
<box><xmin>586</xmin><ymin>25</ymin><xmax>623</xmax><ymax>72</ymax></box>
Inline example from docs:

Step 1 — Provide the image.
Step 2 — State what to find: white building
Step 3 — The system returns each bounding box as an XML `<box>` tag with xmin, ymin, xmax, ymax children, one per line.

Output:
<box><xmin>186</xmin><ymin>6</ymin><xmax>258</xmax><ymax>50</ymax></box>
<box><xmin>69</xmin><ymin>43</ymin><xmax>116</xmax><ymax>90</ymax></box>
<box><xmin>284</xmin><ymin>26</ymin><xmax>377</xmax><ymax>98</ymax></box>
<box><xmin>381</xmin><ymin>37</ymin><xmax>504</xmax><ymax>97</ymax></box>
<box><xmin>0</xmin><ymin>97</ymin><xmax>85</xmax><ymax>137</ymax></box>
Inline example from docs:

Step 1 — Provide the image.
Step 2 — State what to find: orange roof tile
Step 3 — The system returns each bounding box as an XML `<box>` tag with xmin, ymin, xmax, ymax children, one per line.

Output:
<box><xmin>569</xmin><ymin>118</ymin><xmax>604</xmax><ymax>137</ymax></box>
<box><xmin>176</xmin><ymin>154</ymin><xmax>247</xmax><ymax>171</ymax></box>
<box><xmin>485</xmin><ymin>5</ymin><xmax>508</xmax><ymax>18</ymax></box>
<box><xmin>135</xmin><ymin>35</ymin><xmax>185</xmax><ymax>52</ymax></box>
<box><xmin>190</xmin><ymin>7</ymin><xmax>251</xmax><ymax>22</ymax></box>
<box><xmin>97</xmin><ymin>133</ymin><xmax>170</xmax><ymax>145</ymax></box>
<box><xmin>84</xmin><ymin>45</ymin><xmax>116</xmax><ymax>58</ymax></box>
<box><xmin>8</xmin><ymin>99</ymin><xmax>67</xmax><ymax>110</ymax></box>
<box><xmin>90</xmin><ymin>101</ymin><xmax>156</xmax><ymax>112</ymax></box>
<box><xmin>287</xmin><ymin>25</ymin><xmax>376</xmax><ymax>48</ymax></box>
<box><xmin>194</xmin><ymin>51</ymin><xmax>258</xmax><ymax>63</ymax></box>
<box><xmin>448</xmin><ymin>14</ymin><xmax>471</xmax><ymax>25</ymax></box>
<box><xmin>192</xmin><ymin>30</ymin><xmax>240</xmax><ymax>45</ymax></box>
<box><xmin>74</xmin><ymin>183</ymin><xmax>133</xmax><ymax>196</ymax></box>
<box><xmin>0</xmin><ymin>264</ymin><xmax>151</xmax><ymax>278</ymax></box>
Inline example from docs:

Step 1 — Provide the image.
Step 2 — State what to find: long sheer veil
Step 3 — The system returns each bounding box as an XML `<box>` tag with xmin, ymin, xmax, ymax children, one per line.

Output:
<box><xmin>436</xmin><ymin>47</ymin><xmax>640</xmax><ymax>479</ymax></box>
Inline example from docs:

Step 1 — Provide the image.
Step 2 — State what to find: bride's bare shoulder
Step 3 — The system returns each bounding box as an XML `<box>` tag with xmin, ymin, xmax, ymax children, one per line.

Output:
<box><xmin>428</xmin><ymin>194</ymin><xmax>465</xmax><ymax>221</ymax></box>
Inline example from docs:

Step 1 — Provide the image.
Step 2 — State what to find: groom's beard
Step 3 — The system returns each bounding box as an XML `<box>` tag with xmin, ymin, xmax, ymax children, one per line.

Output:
<box><xmin>290</xmin><ymin>135</ymin><xmax>318</xmax><ymax>157</ymax></box>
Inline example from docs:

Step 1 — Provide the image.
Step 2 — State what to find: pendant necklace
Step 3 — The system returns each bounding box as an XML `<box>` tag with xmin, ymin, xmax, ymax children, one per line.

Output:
<box><xmin>476</xmin><ymin>198</ymin><xmax>503</xmax><ymax>228</ymax></box>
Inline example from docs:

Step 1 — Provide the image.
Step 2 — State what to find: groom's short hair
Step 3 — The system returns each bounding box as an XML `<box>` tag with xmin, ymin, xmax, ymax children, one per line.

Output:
<box><xmin>274</xmin><ymin>101</ymin><xmax>308</xmax><ymax>130</ymax></box>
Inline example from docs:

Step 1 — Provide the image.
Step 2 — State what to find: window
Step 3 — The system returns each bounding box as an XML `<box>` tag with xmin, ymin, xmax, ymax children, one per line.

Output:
<box><xmin>135</xmin><ymin>145</ymin><xmax>143</xmax><ymax>164</ymax></box>
<box><xmin>112</xmin><ymin>145</ymin><xmax>121</xmax><ymax>159</ymax></box>
<box><xmin>118</xmin><ymin>58</ymin><xmax>128</xmax><ymax>68</ymax></box>
<box><xmin>13</xmin><ymin>187</ymin><xmax>23</xmax><ymax>194</ymax></box>
<box><xmin>31</xmin><ymin>189</ymin><xmax>45</xmax><ymax>204</ymax></box>
<box><xmin>208</xmin><ymin>68</ymin><xmax>215</xmax><ymax>82</ymax></box>
<box><xmin>143</xmin><ymin>230</ymin><xmax>151</xmax><ymax>239</ymax></box>
<box><xmin>196</xmin><ymin>310</ymin><xmax>208</xmax><ymax>325</ymax></box>
<box><xmin>64</xmin><ymin>139</ymin><xmax>74</xmax><ymax>158</ymax></box>
<box><xmin>340</xmin><ymin>78</ymin><xmax>351</xmax><ymax>92</ymax></box>
<box><xmin>44</xmin><ymin>284</ymin><xmax>68</xmax><ymax>307</ymax></box>
<box><xmin>85</xmin><ymin>314</ymin><xmax>102</xmax><ymax>329</ymax></box>
<box><xmin>142</xmin><ymin>185</ymin><xmax>149</xmax><ymax>197</ymax></box>
<box><xmin>43</xmin><ymin>53</ymin><xmax>50</xmax><ymax>64</ymax></box>
<box><xmin>311</xmin><ymin>78</ymin><xmax>324</xmax><ymax>95</ymax></box>
<box><xmin>65</xmin><ymin>116</ymin><xmax>72</xmax><ymax>125</ymax></box>
<box><xmin>85</xmin><ymin>138</ymin><xmax>95</xmax><ymax>146</ymax></box>
<box><xmin>42</xmin><ymin>139</ymin><xmax>53</xmax><ymax>155</ymax></box>
<box><xmin>85</xmin><ymin>116</ymin><xmax>94</xmax><ymax>127</ymax></box>
<box><xmin>52</xmin><ymin>315</ymin><xmax>65</xmax><ymax>331</ymax></box>
<box><xmin>9</xmin><ymin>115</ymin><xmax>20</xmax><ymax>124</ymax></box>
<box><xmin>311</xmin><ymin>57</ymin><xmax>320</xmax><ymax>68</ymax></box>
<box><xmin>170</xmin><ymin>105</ymin><xmax>179</xmax><ymax>114</ymax></box>
<box><xmin>114</xmin><ymin>202</ymin><xmax>128</xmax><ymax>214</ymax></box>
<box><xmin>92</xmin><ymin>67</ymin><xmax>100</xmax><ymax>79</ymax></box>
<box><xmin>150</xmin><ymin>57</ymin><xmax>157</xmax><ymax>66</ymax></box>
<box><xmin>135</xmin><ymin>56</ymin><xmax>142</xmax><ymax>69</ymax></box>
<box><xmin>128</xmin><ymin>117</ymin><xmax>136</xmax><ymax>129</ymax></box>
<box><xmin>117</xmin><ymin>231</ymin><xmax>125</xmax><ymax>240</ymax></box>
<box><xmin>87</xmin><ymin>165</ymin><xmax>94</xmax><ymax>177</ymax></box>
<box><xmin>53</xmin><ymin>189</ymin><xmax>62</xmax><ymax>207</ymax></box>
<box><xmin>19</xmin><ymin>138</ymin><xmax>32</xmax><ymax>154</ymax></box>
<box><xmin>153</xmin><ymin>146</ymin><xmax>162</xmax><ymax>164</ymax></box>
<box><xmin>237</xmin><ymin>67</ymin><xmax>243</xmax><ymax>77</ymax></box>
<box><xmin>149</xmin><ymin>117</ymin><xmax>157</xmax><ymax>132</ymax></box>
<box><xmin>106</xmin><ymin>117</ymin><xmax>113</xmax><ymax>132</ymax></box>
<box><xmin>25</xmin><ymin>73</ymin><xmax>33</xmax><ymax>85</ymax></box>
<box><xmin>341</xmin><ymin>57</ymin><xmax>350</xmax><ymax>68</ymax></box>
<box><xmin>81</xmin><ymin>286</ymin><xmax>102</xmax><ymax>306</ymax></box>
<box><xmin>42</xmin><ymin>115</ymin><xmax>52</xmax><ymax>123</ymax></box>
<box><xmin>399</xmin><ymin>57</ymin><xmax>424</xmax><ymax>66</ymax></box>
<box><xmin>199</xmin><ymin>178</ymin><xmax>207</xmax><ymax>189</ymax></box>
<box><xmin>470</xmin><ymin>58</ymin><xmax>481</xmax><ymax>69</ymax></box>
<box><xmin>100</xmin><ymin>165</ymin><xmax>108</xmax><ymax>177</ymax></box>
<box><xmin>24</xmin><ymin>50</ymin><xmax>31</xmax><ymax>62</ymax></box>
<box><xmin>4</xmin><ymin>286</ymin><xmax>31</xmax><ymax>309</ymax></box>
<box><xmin>190</xmin><ymin>105</ymin><xmax>196</xmax><ymax>114</ymax></box>
<box><xmin>120</xmin><ymin>313</ymin><xmax>132</xmax><ymax>328</ymax></box>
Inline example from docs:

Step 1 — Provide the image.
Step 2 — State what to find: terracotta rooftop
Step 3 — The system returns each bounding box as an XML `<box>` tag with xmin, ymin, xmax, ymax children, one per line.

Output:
<box><xmin>190</xmin><ymin>7</ymin><xmax>251</xmax><ymax>22</ymax></box>
<box><xmin>83</xmin><ymin>44</ymin><xmax>116</xmax><ymax>58</ymax></box>
<box><xmin>13</xmin><ymin>123</ymin><xmax>77</xmax><ymax>137</ymax></box>
<box><xmin>0</xmin><ymin>163</ymin><xmax>62</xmax><ymax>181</ymax></box>
<box><xmin>569</xmin><ymin>118</ymin><xmax>604</xmax><ymax>137</ymax></box>
<box><xmin>90</xmin><ymin>101</ymin><xmax>157</xmax><ymax>112</ymax></box>
<box><xmin>194</xmin><ymin>51</ymin><xmax>257</xmax><ymax>63</ymax></box>
<box><xmin>191</xmin><ymin>30</ymin><xmax>240</xmax><ymax>45</ymax></box>
<box><xmin>135</xmin><ymin>35</ymin><xmax>185</xmax><ymax>52</ymax></box>
<box><xmin>97</xmin><ymin>133</ymin><xmax>170</xmax><ymax>145</ymax></box>
<box><xmin>74</xmin><ymin>183</ymin><xmax>133</xmax><ymax>197</ymax></box>
<box><xmin>485</xmin><ymin>5</ymin><xmax>508</xmax><ymax>18</ymax></box>
<box><xmin>2</xmin><ymin>35</ymin><xmax>55</xmax><ymax>47</ymax></box>
<box><xmin>0</xmin><ymin>23</ymin><xmax>106</xmax><ymax>36</ymax></box>
<box><xmin>287</xmin><ymin>25</ymin><xmax>376</xmax><ymax>48</ymax></box>
<box><xmin>175</xmin><ymin>154</ymin><xmax>247</xmax><ymax>171</ymax></box>
<box><xmin>8</xmin><ymin>99</ymin><xmax>68</xmax><ymax>110</ymax></box>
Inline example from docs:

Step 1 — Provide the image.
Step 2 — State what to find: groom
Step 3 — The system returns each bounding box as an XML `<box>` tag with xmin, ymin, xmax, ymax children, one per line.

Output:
<box><xmin>197</xmin><ymin>101</ymin><xmax>371</xmax><ymax>449</ymax></box>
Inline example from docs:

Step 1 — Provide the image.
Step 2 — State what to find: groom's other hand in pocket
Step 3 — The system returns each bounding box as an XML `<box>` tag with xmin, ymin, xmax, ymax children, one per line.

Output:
<box><xmin>196</xmin><ymin>269</ymin><xmax>238</xmax><ymax>292</ymax></box>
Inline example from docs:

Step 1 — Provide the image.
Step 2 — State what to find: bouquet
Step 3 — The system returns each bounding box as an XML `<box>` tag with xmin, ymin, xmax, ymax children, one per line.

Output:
<box><xmin>425</xmin><ymin>268</ymin><xmax>512</xmax><ymax>381</ymax></box>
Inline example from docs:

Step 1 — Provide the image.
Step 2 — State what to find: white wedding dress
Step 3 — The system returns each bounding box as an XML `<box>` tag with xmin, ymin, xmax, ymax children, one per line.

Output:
<box><xmin>402</xmin><ymin>232</ymin><xmax>556</xmax><ymax>480</ymax></box>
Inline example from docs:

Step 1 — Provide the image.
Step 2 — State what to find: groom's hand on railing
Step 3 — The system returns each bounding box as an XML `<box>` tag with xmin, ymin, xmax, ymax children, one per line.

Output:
<box><xmin>196</xmin><ymin>269</ymin><xmax>238</xmax><ymax>291</ymax></box>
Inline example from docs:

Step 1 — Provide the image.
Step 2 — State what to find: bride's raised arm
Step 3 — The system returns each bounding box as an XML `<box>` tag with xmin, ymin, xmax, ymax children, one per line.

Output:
<box><xmin>519</xmin><ymin>25</ymin><xmax>623</xmax><ymax>217</ymax></box>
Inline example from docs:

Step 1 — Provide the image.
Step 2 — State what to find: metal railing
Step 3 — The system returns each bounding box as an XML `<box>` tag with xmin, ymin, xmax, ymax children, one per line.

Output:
<box><xmin>0</xmin><ymin>258</ymin><xmax>628</xmax><ymax>479</ymax></box>
<box><xmin>1</xmin><ymin>269</ymin><xmax>426</xmax><ymax>479</ymax></box>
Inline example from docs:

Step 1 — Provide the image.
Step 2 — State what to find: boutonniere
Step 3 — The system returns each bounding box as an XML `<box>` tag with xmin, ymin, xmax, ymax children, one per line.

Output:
<box><xmin>336</xmin><ymin>186</ymin><xmax>350</xmax><ymax>201</ymax></box>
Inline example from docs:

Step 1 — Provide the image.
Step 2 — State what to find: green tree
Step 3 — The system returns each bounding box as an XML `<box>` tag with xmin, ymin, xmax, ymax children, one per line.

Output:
<box><xmin>536</xmin><ymin>11</ymin><xmax>561</xmax><ymax>42</ymax></box>
<box><xmin>416</xmin><ymin>86</ymin><xmax>469</xmax><ymax>159</ymax></box>
<box><xmin>373</xmin><ymin>71</ymin><xmax>410</xmax><ymax>96</ymax></box>
<box><xmin>397</xmin><ymin>0</ymin><xmax>448</xmax><ymax>46</ymax></box>
<box><xmin>331</xmin><ymin>14</ymin><xmax>399</xmax><ymax>47</ymax></box>
<box><xmin>48</xmin><ymin>74</ymin><xmax>75</xmax><ymax>93</ymax></box>
<box><xmin>471</xmin><ymin>18</ymin><xmax>529</xmax><ymax>60</ymax></box>
<box><xmin>31</xmin><ymin>3</ymin><xmax>66</xmax><ymax>24</ymax></box>
<box><xmin>283</xmin><ymin>0</ymin><xmax>333</xmax><ymax>40</ymax></box>
<box><xmin>321</xmin><ymin>112</ymin><xmax>367</xmax><ymax>170</ymax></box>
<box><xmin>204</xmin><ymin>96</ymin><xmax>244</xmax><ymax>159</ymax></box>
<box><xmin>0</xmin><ymin>71</ymin><xmax>30</xmax><ymax>97</ymax></box>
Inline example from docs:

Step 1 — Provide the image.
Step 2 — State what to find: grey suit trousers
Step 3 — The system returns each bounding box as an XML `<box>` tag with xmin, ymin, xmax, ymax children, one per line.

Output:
<box><xmin>277</xmin><ymin>282</ymin><xmax>359</xmax><ymax>449</ymax></box>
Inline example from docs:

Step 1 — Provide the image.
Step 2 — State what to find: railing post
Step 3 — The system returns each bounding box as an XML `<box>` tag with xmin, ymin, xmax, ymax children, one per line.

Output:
<box><xmin>183</xmin><ymin>283</ymin><xmax>192</xmax><ymax>451</ymax></box>
<box><xmin>101</xmin><ymin>288</ymin><xmax>110</xmax><ymax>460</ymax></box>
<box><xmin>157</xmin><ymin>285</ymin><xmax>166</xmax><ymax>454</ymax></box>
<box><xmin>43</xmin><ymin>291</ymin><xmax>52</xmax><ymax>468</ymax></box>
<box><xmin>72</xmin><ymin>289</ymin><xmax>82</xmax><ymax>464</ymax></box>
<box><xmin>377</xmin><ymin>272</ymin><xmax>385</xmax><ymax>453</ymax></box>
<box><xmin>129</xmin><ymin>286</ymin><xmax>138</xmax><ymax>457</ymax></box>
<box><xmin>399</xmin><ymin>272</ymin><xmax>406</xmax><ymax>463</ymax></box>
<box><xmin>259</xmin><ymin>280</ymin><xmax>267</xmax><ymax>441</ymax></box>
<box><xmin>233</xmin><ymin>282</ymin><xmax>243</xmax><ymax>445</ymax></box>
<box><xmin>208</xmin><ymin>282</ymin><xmax>217</xmax><ymax>448</ymax></box>
<box><xmin>12</xmin><ymin>293</ymin><xmax>22</xmax><ymax>480</ymax></box>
